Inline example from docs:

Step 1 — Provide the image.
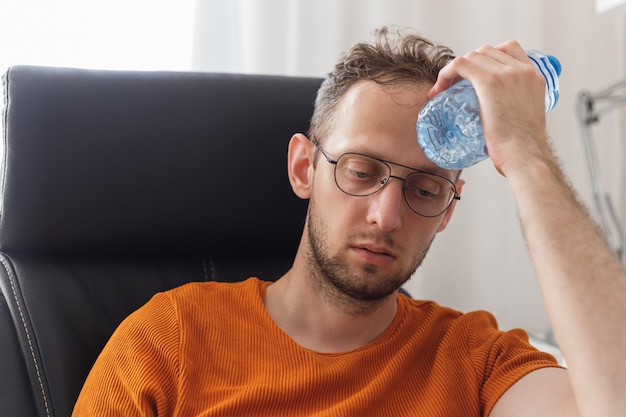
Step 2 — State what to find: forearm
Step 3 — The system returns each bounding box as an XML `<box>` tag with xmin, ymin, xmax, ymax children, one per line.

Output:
<box><xmin>507</xmin><ymin>153</ymin><xmax>626</xmax><ymax>417</ymax></box>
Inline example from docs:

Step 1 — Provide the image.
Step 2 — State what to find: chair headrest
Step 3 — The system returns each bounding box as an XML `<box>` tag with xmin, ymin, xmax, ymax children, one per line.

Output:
<box><xmin>1</xmin><ymin>66</ymin><xmax>321</xmax><ymax>256</ymax></box>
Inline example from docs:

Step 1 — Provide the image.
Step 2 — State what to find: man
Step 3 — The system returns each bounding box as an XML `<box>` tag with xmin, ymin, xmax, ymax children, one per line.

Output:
<box><xmin>73</xmin><ymin>27</ymin><xmax>626</xmax><ymax>416</ymax></box>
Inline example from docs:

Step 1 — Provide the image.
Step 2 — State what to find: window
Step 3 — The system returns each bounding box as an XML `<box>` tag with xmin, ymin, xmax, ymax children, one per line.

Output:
<box><xmin>0</xmin><ymin>0</ymin><xmax>195</xmax><ymax>72</ymax></box>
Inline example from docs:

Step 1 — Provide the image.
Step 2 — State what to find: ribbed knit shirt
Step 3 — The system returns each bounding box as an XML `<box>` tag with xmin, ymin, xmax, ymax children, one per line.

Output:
<box><xmin>73</xmin><ymin>278</ymin><xmax>559</xmax><ymax>416</ymax></box>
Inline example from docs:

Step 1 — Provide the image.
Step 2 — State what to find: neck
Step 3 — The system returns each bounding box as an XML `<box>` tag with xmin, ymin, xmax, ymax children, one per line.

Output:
<box><xmin>264</xmin><ymin>267</ymin><xmax>399</xmax><ymax>353</ymax></box>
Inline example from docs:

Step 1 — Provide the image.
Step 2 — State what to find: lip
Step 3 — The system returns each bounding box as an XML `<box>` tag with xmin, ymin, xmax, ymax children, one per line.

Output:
<box><xmin>351</xmin><ymin>243</ymin><xmax>396</xmax><ymax>266</ymax></box>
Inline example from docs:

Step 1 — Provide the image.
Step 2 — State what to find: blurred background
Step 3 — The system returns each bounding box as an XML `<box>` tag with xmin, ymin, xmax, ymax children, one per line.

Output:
<box><xmin>1</xmin><ymin>0</ymin><xmax>624</xmax><ymax>345</ymax></box>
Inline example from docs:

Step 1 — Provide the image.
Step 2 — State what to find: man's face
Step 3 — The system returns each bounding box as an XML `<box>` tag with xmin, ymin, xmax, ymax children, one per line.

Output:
<box><xmin>304</xmin><ymin>81</ymin><xmax>461</xmax><ymax>303</ymax></box>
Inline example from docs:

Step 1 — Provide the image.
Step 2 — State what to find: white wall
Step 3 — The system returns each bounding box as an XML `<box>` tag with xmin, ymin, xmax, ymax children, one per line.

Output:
<box><xmin>192</xmin><ymin>0</ymin><xmax>626</xmax><ymax>338</ymax></box>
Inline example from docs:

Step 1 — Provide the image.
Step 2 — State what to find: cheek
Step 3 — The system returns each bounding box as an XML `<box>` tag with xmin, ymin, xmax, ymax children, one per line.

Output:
<box><xmin>312</xmin><ymin>192</ymin><xmax>358</xmax><ymax>227</ymax></box>
<box><xmin>312</xmin><ymin>168</ymin><xmax>358</xmax><ymax>210</ymax></box>
<box><xmin>404</xmin><ymin>217</ymin><xmax>446</xmax><ymax>244</ymax></box>
<box><xmin>309</xmin><ymin>187</ymin><xmax>368</xmax><ymax>243</ymax></box>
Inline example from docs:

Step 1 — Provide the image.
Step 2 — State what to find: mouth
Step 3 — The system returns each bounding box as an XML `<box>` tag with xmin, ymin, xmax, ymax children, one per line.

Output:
<box><xmin>352</xmin><ymin>243</ymin><xmax>396</xmax><ymax>266</ymax></box>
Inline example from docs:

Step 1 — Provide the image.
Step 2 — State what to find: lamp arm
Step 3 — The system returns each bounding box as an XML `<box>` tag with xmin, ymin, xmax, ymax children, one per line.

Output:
<box><xmin>576</xmin><ymin>81</ymin><xmax>626</xmax><ymax>260</ymax></box>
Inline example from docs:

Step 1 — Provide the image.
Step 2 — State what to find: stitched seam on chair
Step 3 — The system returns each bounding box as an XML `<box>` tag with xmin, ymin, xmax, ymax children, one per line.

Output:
<box><xmin>202</xmin><ymin>255</ymin><xmax>208</xmax><ymax>280</ymax></box>
<box><xmin>0</xmin><ymin>67</ymin><xmax>11</xmax><ymax>218</ymax></box>
<box><xmin>201</xmin><ymin>255</ymin><xmax>215</xmax><ymax>281</ymax></box>
<box><xmin>0</xmin><ymin>256</ymin><xmax>51</xmax><ymax>417</ymax></box>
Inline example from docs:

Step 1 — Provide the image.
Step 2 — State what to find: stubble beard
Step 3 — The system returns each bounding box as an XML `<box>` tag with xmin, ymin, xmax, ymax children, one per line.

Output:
<box><xmin>304</xmin><ymin>199</ymin><xmax>434</xmax><ymax>315</ymax></box>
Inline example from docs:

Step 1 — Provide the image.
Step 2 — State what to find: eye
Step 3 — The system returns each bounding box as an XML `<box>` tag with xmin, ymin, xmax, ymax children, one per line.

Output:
<box><xmin>340</xmin><ymin>157</ymin><xmax>386</xmax><ymax>183</ymax></box>
<box><xmin>405</xmin><ymin>174</ymin><xmax>444</xmax><ymax>201</ymax></box>
<box><xmin>406</xmin><ymin>186</ymin><xmax>438</xmax><ymax>200</ymax></box>
<box><xmin>351</xmin><ymin>168</ymin><xmax>375</xmax><ymax>179</ymax></box>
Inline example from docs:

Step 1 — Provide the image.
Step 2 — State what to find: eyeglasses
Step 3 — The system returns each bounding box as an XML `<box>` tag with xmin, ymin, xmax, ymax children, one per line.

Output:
<box><xmin>312</xmin><ymin>141</ymin><xmax>460</xmax><ymax>218</ymax></box>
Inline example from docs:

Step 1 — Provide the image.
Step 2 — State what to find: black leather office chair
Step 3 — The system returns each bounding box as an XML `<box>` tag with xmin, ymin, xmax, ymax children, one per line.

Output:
<box><xmin>0</xmin><ymin>65</ymin><xmax>321</xmax><ymax>417</ymax></box>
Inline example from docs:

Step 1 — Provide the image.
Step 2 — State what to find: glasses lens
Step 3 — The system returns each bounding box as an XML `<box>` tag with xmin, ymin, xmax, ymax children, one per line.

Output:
<box><xmin>330</xmin><ymin>151</ymin><xmax>457</xmax><ymax>218</ymax></box>
<box><xmin>404</xmin><ymin>172</ymin><xmax>455</xmax><ymax>217</ymax></box>
<box><xmin>334</xmin><ymin>154</ymin><xmax>390</xmax><ymax>196</ymax></box>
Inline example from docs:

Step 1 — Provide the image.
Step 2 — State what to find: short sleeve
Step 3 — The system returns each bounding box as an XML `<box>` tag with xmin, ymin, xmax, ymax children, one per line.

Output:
<box><xmin>72</xmin><ymin>292</ymin><xmax>181</xmax><ymax>417</ymax></box>
<box><xmin>465</xmin><ymin>311</ymin><xmax>562</xmax><ymax>416</ymax></box>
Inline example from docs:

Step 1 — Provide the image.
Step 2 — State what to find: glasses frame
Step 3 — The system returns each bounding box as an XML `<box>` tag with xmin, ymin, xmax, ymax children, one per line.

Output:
<box><xmin>312</xmin><ymin>140</ymin><xmax>461</xmax><ymax>218</ymax></box>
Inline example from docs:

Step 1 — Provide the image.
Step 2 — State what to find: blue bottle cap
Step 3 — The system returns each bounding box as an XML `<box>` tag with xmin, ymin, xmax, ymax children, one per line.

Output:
<box><xmin>547</xmin><ymin>55</ymin><xmax>561</xmax><ymax>76</ymax></box>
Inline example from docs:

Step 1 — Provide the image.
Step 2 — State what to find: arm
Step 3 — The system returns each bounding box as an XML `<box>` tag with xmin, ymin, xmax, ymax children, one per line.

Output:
<box><xmin>504</xmin><ymin>109</ymin><xmax>626</xmax><ymax>417</ymax></box>
<box><xmin>72</xmin><ymin>292</ymin><xmax>180</xmax><ymax>417</ymax></box>
<box><xmin>432</xmin><ymin>41</ymin><xmax>626</xmax><ymax>417</ymax></box>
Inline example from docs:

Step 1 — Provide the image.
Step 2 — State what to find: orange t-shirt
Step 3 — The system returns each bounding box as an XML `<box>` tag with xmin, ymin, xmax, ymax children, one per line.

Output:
<box><xmin>73</xmin><ymin>278</ymin><xmax>559</xmax><ymax>416</ymax></box>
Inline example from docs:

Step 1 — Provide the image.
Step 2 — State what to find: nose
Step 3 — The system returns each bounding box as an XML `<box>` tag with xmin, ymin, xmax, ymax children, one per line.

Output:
<box><xmin>366</xmin><ymin>175</ymin><xmax>405</xmax><ymax>231</ymax></box>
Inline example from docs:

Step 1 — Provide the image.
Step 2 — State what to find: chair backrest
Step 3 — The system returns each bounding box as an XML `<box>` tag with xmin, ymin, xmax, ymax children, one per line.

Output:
<box><xmin>0</xmin><ymin>65</ymin><xmax>321</xmax><ymax>417</ymax></box>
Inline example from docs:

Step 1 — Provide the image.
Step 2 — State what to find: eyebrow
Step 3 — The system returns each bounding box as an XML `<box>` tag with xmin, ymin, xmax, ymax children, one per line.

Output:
<box><xmin>356</xmin><ymin>149</ymin><xmax>455</xmax><ymax>181</ymax></box>
<box><xmin>315</xmin><ymin>140</ymin><xmax>457</xmax><ymax>182</ymax></box>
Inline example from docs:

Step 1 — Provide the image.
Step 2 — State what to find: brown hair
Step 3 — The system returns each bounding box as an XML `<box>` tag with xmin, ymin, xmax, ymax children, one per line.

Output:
<box><xmin>309</xmin><ymin>26</ymin><xmax>455</xmax><ymax>146</ymax></box>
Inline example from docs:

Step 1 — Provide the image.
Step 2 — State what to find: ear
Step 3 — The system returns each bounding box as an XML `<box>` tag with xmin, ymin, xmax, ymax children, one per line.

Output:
<box><xmin>287</xmin><ymin>133</ymin><xmax>315</xmax><ymax>199</ymax></box>
<box><xmin>436</xmin><ymin>178</ymin><xmax>465</xmax><ymax>233</ymax></box>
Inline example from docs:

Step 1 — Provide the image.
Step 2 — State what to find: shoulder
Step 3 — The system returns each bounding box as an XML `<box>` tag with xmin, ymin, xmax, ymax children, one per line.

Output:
<box><xmin>399</xmin><ymin>295</ymin><xmax>497</xmax><ymax>336</ymax></box>
<box><xmin>398</xmin><ymin>295</ymin><xmax>556</xmax><ymax>367</ymax></box>
<box><xmin>399</xmin><ymin>296</ymin><xmax>560</xmax><ymax>414</ymax></box>
<box><xmin>119</xmin><ymin>278</ymin><xmax>267</xmax><ymax>335</ymax></box>
<box><xmin>155</xmin><ymin>277</ymin><xmax>271</xmax><ymax>334</ymax></box>
<box><xmin>160</xmin><ymin>277</ymin><xmax>268</xmax><ymax>310</ymax></box>
<box><xmin>400</xmin><ymin>294</ymin><xmax>506</xmax><ymax>333</ymax></box>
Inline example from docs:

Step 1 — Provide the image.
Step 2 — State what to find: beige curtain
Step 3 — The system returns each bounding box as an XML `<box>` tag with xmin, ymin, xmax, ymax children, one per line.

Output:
<box><xmin>192</xmin><ymin>0</ymin><xmax>626</xmax><ymax>338</ymax></box>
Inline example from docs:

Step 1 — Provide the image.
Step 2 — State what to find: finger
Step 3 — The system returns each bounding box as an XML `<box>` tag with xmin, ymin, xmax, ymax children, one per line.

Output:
<box><xmin>427</xmin><ymin>73</ymin><xmax>462</xmax><ymax>98</ymax></box>
<box><xmin>490</xmin><ymin>39</ymin><xmax>529</xmax><ymax>62</ymax></box>
<box><xmin>428</xmin><ymin>49</ymin><xmax>502</xmax><ymax>97</ymax></box>
<box><xmin>428</xmin><ymin>42</ymin><xmax>531</xmax><ymax>98</ymax></box>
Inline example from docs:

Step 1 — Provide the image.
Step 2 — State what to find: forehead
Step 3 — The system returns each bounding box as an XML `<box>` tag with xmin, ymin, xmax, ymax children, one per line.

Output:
<box><xmin>339</xmin><ymin>80</ymin><xmax>429</xmax><ymax>114</ymax></box>
<box><xmin>328</xmin><ymin>81</ymin><xmax>446</xmax><ymax>174</ymax></box>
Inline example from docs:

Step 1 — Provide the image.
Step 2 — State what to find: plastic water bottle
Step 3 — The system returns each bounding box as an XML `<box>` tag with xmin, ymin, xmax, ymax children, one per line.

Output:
<box><xmin>417</xmin><ymin>50</ymin><xmax>561</xmax><ymax>170</ymax></box>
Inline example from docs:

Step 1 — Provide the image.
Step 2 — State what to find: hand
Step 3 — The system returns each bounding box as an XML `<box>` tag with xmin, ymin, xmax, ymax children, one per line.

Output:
<box><xmin>429</xmin><ymin>41</ymin><xmax>552</xmax><ymax>177</ymax></box>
